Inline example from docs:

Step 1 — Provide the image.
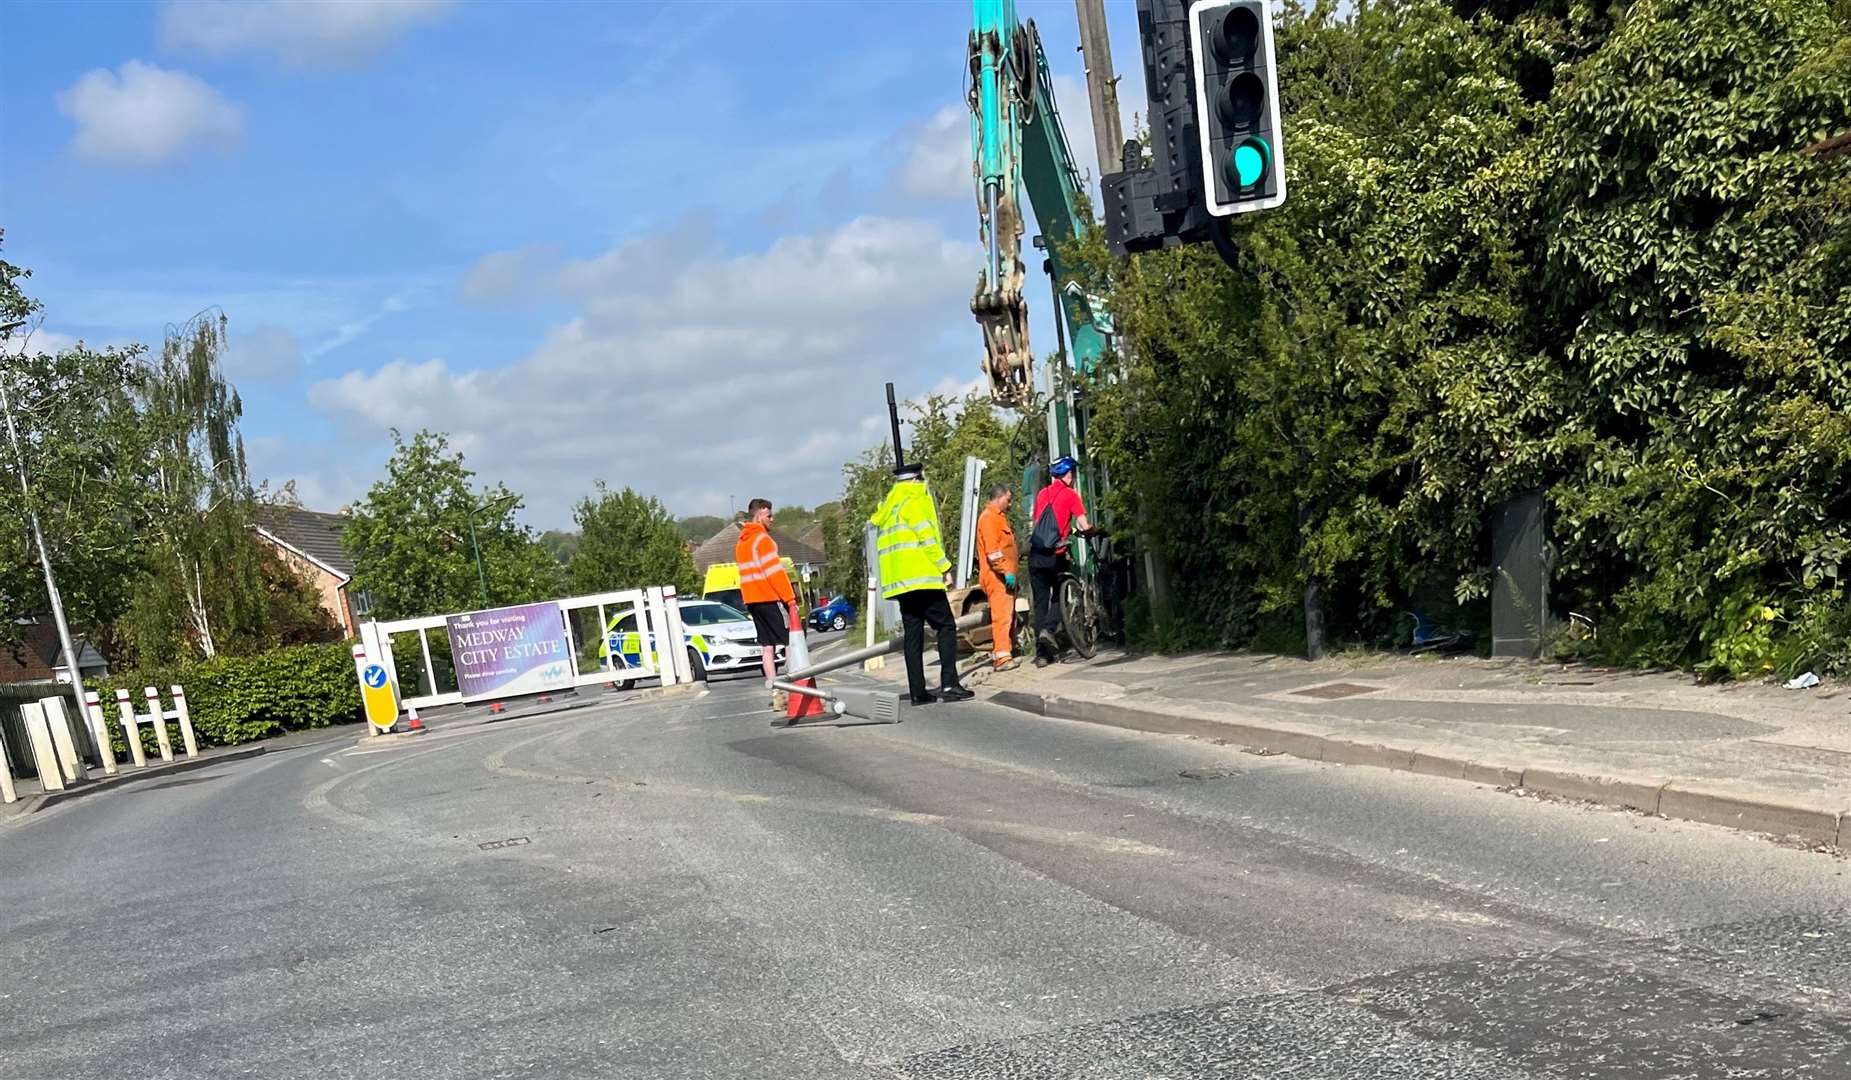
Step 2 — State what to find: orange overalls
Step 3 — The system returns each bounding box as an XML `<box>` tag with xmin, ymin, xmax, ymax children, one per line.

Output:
<box><xmin>976</xmin><ymin>505</ymin><xmax>1018</xmax><ymax>665</ymax></box>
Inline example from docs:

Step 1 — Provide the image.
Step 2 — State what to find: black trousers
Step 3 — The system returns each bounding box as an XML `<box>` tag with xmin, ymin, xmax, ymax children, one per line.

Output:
<box><xmin>896</xmin><ymin>589</ymin><xmax>960</xmax><ymax>698</ymax></box>
<box><xmin>1030</xmin><ymin>555</ymin><xmax>1066</xmax><ymax>656</ymax></box>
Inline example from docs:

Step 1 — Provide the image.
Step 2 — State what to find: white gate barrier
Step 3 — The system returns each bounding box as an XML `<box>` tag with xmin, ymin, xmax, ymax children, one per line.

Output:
<box><xmin>360</xmin><ymin>585</ymin><xmax>696</xmax><ymax>716</ymax></box>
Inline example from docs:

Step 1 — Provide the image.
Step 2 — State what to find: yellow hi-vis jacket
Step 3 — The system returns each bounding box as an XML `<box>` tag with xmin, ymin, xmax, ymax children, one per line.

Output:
<box><xmin>870</xmin><ymin>479</ymin><xmax>951</xmax><ymax>599</ymax></box>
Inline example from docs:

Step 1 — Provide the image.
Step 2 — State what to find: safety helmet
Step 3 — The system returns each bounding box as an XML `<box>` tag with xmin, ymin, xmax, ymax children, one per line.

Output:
<box><xmin>1049</xmin><ymin>456</ymin><xmax>1077</xmax><ymax>478</ymax></box>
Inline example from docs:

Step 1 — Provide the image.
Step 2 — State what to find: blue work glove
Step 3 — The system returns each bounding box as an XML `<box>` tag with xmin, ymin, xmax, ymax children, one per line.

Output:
<box><xmin>1004</xmin><ymin>573</ymin><xmax>1017</xmax><ymax>590</ymax></box>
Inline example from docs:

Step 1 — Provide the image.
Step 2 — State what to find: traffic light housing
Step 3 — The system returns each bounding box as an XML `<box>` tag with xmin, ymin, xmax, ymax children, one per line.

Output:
<box><xmin>1188</xmin><ymin>0</ymin><xmax>1285</xmax><ymax>216</ymax></box>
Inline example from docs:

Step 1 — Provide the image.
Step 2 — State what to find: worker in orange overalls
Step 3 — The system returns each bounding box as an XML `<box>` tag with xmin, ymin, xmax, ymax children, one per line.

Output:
<box><xmin>975</xmin><ymin>483</ymin><xmax>1020</xmax><ymax>671</ymax></box>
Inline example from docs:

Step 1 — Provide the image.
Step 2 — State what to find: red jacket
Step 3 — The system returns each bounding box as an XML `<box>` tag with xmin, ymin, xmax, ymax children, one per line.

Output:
<box><xmin>735</xmin><ymin>522</ymin><xmax>795</xmax><ymax>605</ymax></box>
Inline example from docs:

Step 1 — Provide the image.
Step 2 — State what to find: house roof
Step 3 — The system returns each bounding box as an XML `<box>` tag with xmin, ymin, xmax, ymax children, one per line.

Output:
<box><xmin>0</xmin><ymin>621</ymin><xmax>107</xmax><ymax>684</ymax></box>
<box><xmin>692</xmin><ymin>521</ymin><xmax>826</xmax><ymax>575</ymax></box>
<box><xmin>254</xmin><ymin>507</ymin><xmax>354</xmax><ymax>580</ymax></box>
<box><xmin>797</xmin><ymin>523</ymin><xmax>827</xmax><ymax>559</ymax></box>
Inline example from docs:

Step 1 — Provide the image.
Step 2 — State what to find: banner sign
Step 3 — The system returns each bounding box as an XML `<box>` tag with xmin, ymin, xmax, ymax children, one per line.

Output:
<box><xmin>447</xmin><ymin>602</ymin><xmax>572</xmax><ymax>700</ymax></box>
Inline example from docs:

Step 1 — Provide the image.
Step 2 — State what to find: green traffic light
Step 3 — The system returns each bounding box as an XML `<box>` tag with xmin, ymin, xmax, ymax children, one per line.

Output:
<box><xmin>1227</xmin><ymin>136</ymin><xmax>1271</xmax><ymax>189</ymax></box>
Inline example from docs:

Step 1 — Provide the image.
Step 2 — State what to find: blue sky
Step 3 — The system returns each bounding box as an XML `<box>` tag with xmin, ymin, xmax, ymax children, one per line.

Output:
<box><xmin>2</xmin><ymin>0</ymin><xmax>1143</xmax><ymax>527</ymax></box>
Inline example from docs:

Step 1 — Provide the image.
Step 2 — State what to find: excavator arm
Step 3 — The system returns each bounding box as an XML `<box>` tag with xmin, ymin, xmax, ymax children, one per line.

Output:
<box><xmin>968</xmin><ymin>0</ymin><xmax>1108</xmax><ymax>410</ymax></box>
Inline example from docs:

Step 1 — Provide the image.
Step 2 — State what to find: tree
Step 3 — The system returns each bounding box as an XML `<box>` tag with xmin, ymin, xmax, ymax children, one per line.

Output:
<box><xmin>127</xmin><ymin>310</ymin><xmax>279</xmax><ymax>663</ymax></box>
<box><xmin>0</xmin><ymin>241</ymin><xmax>154</xmax><ymax>657</ymax></box>
<box><xmin>566</xmin><ymin>483</ymin><xmax>698</xmax><ymax>595</ymax></box>
<box><xmin>537</xmin><ymin>529</ymin><xmax>580</xmax><ymax>565</ymax></box>
<box><xmin>1074</xmin><ymin>0</ymin><xmax>1851</xmax><ymax>676</ymax></box>
<box><xmin>676</xmin><ymin>515</ymin><xmax>727</xmax><ymax>543</ymax></box>
<box><xmin>343</xmin><ymin>430</ymin><xmax>561</xmax><ymax>619</ymax></box>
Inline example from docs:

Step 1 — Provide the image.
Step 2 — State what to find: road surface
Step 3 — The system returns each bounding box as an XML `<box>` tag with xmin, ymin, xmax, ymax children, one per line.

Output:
<box><xmin>3</xmin><ymin>675</ymin><xmax>1847</xmax><ymax>1079</ymax></box>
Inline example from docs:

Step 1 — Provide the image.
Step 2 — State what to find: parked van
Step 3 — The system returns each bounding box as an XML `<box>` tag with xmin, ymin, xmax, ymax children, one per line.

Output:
<box><xmin>701</xmin><ymin>558</ymin><xmax>800</xmax><ymax>612</ymax></box>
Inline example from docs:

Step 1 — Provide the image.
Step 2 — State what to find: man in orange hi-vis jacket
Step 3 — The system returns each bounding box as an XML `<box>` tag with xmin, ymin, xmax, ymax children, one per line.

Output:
<box><xmin>975</xmin><ymin>484</ymin><xmax>1020</xmax><ymax>671</ymax></box>
<box><xmin>736</xmin><ymin>498</ymin><xmax>798</xmax><ymax>711</ymax></box>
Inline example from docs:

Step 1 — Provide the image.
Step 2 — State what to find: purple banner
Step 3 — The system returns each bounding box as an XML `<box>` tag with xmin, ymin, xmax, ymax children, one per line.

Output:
<box><xmin>447</xmin><ymin>601</ymin><xmax>572</xmax><ymax>700</ymax></box>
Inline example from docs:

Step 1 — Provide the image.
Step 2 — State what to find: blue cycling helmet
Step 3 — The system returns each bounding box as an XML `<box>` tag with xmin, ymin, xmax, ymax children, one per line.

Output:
<box><xmin>1049</xmin><ymin>456</ymin><xmax>1077</xmax><ymax>478</ymax></box>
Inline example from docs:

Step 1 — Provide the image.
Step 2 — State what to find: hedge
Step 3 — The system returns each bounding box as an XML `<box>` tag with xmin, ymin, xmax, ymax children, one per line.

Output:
<box><xmin>89</xmin><ymin>641</ymin><xmax>363</xmax><ymax>757</ymax></box>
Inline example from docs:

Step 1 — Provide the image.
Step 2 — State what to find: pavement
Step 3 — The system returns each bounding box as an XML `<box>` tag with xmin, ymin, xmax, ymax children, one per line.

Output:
<box><xmin>952</xmin><ymin>647</ymin><xmax>1851</xmax><ymax>849</ymax></box>
<box><xmin>3</xmin><ymin>670</ymin><xmax>1847</xmax><ymax>1078</ymax></box>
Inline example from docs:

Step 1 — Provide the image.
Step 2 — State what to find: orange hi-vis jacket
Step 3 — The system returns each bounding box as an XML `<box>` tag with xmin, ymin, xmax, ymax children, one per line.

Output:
<box><xmin>976</xmin><ymin>506</ymin><xmax>1017</xmax><ymax>587</ymax></box>
<box><xmin>735</xmin><ymin>522</ymin><xmax>795</xmax><ymax>605</ymax></box>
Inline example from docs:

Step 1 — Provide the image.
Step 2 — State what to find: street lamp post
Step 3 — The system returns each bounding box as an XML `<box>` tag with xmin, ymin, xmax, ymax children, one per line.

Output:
<box><xmin>465</xmin><ymin>493</ymin><xmax>518</xmax><ymax>609</ymax></box>
<box><xmin>1</xmin><ymin>319</ymin><xmax>97</xmax><ymax>764</ymax></box>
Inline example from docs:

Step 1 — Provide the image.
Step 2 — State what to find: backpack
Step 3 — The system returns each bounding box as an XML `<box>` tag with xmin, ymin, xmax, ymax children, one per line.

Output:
<box><xmin>1029</xmin><ymin>499</ymin><xmax>1062</xmax><ymax>556</ymax></box>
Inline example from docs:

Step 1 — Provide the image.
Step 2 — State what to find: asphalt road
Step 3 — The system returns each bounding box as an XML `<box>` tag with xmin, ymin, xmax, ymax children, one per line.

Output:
<box><xmin>3</xmin><ymin>675</ymin><xmax>1848</xmax><ymax>1079</ymax></box>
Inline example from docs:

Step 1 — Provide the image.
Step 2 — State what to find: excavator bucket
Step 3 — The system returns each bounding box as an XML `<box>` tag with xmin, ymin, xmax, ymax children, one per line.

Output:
<box><xmin>973</xmin><ymin>271</ymin><xmax>1032</xmax><ymax>408</ymax></box>
<box><xmin>971</xmin><ymin>187</ymin><xmax>1034</xmax><ymax>409</ymax></box>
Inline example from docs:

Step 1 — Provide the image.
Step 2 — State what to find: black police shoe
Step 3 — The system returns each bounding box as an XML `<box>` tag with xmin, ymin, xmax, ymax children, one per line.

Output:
<box><xmin>937</xmin><ymin>685</ymin><xmax>975</xmax><ymax>702</ymax></box>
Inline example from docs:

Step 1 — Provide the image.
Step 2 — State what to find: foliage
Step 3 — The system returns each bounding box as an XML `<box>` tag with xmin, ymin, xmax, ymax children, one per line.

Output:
<box><xmin>1075</xmin><ymin>0</ymin><xmax>1850</xmax><ymax>676</ymax></box>
<box><xmin>675</xmin><ymin>515</ymin><xmax>728</xmax><ymax>543</ymax></box>
<box><xmin>91</xmin><ymin>641</ymin><xmax>362</xmax><ymax>756</ymax></box>
<box><xmin>3</xmin><ymin>243</ymin><xmax>340</xmax><ymax>667</ymax></box>
<box><xmin>537</xmin><ymin>529</ymin><xmax>580</xmax><ymax>565</ymax></box>
<box><xmin>566</xmin><ymin>482</ymin><xmax>699</xmax><ymax>595</ymax></box>
<box><xmin>343</xmin><ymin>429</ymin><xmax>562</xmax><ymax>619</ymax></box>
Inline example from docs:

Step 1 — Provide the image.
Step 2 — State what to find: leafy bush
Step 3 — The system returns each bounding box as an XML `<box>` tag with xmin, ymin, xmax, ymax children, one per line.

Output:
<box><xmin>90</xmin><ymin>641</ymin><xmax>362</xmax><ymax>757</ymax></box>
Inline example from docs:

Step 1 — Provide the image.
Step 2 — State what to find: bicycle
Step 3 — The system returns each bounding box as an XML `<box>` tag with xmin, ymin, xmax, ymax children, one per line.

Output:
<box><xmin>1041</xmin><ymin>530</ymin><xmax>1108</xmax><ymax>661</ymax></box>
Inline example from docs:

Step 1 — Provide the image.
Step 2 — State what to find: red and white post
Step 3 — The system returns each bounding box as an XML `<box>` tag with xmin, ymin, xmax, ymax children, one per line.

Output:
<box><xmin>171</xmin><ymin>684</ymin><xmax>198</xmax><ymax>757</ymax></box>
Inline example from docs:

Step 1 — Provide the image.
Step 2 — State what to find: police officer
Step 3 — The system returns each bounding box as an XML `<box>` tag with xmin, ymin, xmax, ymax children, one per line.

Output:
<box><xmin>870</xmin><ymin>462</ymin><xmax>974</xmax><ymax>705</ymax></box>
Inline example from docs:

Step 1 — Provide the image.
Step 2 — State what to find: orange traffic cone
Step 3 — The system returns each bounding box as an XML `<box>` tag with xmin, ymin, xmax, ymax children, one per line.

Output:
<box><xmin>784</xmin><ymin>608</ymin><xmax>825</xmax><ymax>722</ymax></box>
<box><xmin>786</xmin><ymin>680</ymin><xmax>827</xmax><ymax>721</ymax></box>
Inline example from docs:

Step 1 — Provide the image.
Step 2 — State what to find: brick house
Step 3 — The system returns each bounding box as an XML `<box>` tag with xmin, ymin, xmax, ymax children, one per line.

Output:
<box><xmin>0</xmin><ymin>620</ymin><xmax>109</xmax><ymax>685</ymax></box>
<box><xmin>252</xmin><ymin>507</ymin><xmax>368</xmax><ymax>638</ymax></box>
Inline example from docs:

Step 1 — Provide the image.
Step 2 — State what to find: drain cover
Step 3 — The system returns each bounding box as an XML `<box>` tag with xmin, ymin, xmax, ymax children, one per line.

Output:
<box><xmin>1289</xmin><ymin>682</ymin><xmax>1382</xmax><ymax>700</ymax></box>
<box><xmin>478</xmin><ymin>836</ymin><xmax>530</xmax><ymax>851</ymax></box>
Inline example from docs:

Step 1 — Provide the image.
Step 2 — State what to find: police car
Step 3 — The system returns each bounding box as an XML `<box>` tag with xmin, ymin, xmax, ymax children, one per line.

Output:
<box><xmin>599</xmin><ymin>598</ymin><xmax>784</xmax><ymax>688</ymax></box>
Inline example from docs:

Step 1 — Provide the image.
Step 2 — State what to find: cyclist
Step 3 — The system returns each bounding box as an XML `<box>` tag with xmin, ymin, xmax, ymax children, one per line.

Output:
<box><xmin>1027</xmin><ymin>456</ymin><xmax>1092</xmax><ymax>667</ymax></box>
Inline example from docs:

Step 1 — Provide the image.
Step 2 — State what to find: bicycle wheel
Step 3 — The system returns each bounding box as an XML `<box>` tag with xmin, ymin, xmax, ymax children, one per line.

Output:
<box><xmin>1059</xmin><ymin>576</ymin><xmax>1099</xmax><ymax>659</ymax></box>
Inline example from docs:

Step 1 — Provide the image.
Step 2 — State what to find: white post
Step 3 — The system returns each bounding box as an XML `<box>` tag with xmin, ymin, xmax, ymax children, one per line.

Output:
<box><xmin>171</xmin><ymin>684</ymin><xmax>198</xmax><ymax>757</ymax></box>
<box><xmin>662</xmin><ymin>586</ymin><xmax>693</xmax><ymax>685</ymax></box>
<box><xmin>360</xmin><ymin>621</ymin><xmax>397</xmax><ymax>699</ymax></box>
<box><xmin>863</xmin><ymin>522</ymin><xmax>884</xmax><ymax>671</ymax></box>
<box><xmin>350</xmin><ymin>643</ymin><xmax>380</xmax><ymax>737</ymax></box>
<box><xmin>955</xmin><ymin>455</ymin><xmax>988</xmax><ymax>590</ymax></box>
<box><xmin>20</xmin><ymin>702</ymin><xmax>65</xmax><ymax>792</ymax></box>
<box><xmin>84</xmin><ymin>690</ymin><xmax>118</xmax><ymax>776</ymax></box>
<box><xmin>0</xmin><ymin>723</ymin><xmax>16</xmax><ymax>803</ymax></box>
<box><xmin>116</xmin><ymin>688</ymin><xmax>145</xmax><ymax>768</ymax></box>
<box><xmin>144</xmin><ymin>686</ymin><xmax>173</xmax><ymax>762</ymax></box>
<box><xmin>642</xmin><ymin>587</ymin><xmax>673</xmax><ymax>685</ymax></box>
<box><xmin>38</xmin><ymin>696</ymin><xmax>84</xmax><ymax>784</ymax></box>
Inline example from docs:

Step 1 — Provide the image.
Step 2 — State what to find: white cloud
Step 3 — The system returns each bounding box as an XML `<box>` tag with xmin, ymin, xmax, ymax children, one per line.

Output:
<box><xmin>310</xmin><ymin>216</ymin><xmax>980</xmax><ymax>523</ymax></box>
<box><xmin>459</xmin><ymin>245</ymin><xmax>558</xmax><ymax>305</ymax></box>
<box><xmin>224</xmin><ymin>325</ymin><xmax>305</xmax><ymax>382</ymax></box>
<box><xmin>56</xmin><ymin>61</ymin><xmax>244</xmax><ymax>168</ymax></box>
<box><xmin>897</xmin><ymin>104</ymin><xmax>970</xmax><ymax>201</ymax></box>
<box><xmin>0</xmin><ymin>328</ymin><xmax>79</xmax><ymax>357</ymax></box>
<box><xmin>158</xmin><ymin>0</ymin><xmax>454</xmax><ymax>68</ymax></box>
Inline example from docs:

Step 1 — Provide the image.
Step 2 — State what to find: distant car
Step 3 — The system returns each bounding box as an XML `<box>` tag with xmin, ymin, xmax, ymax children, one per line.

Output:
<box><xmin>599</xmin><ymin>598</ymin><xmax>782</xmax><ymax>688</ymax></box>
<box><xmin>809</xmin><ymin>596</ymin><xmax>854</xmax><ymax>633</ymax></box>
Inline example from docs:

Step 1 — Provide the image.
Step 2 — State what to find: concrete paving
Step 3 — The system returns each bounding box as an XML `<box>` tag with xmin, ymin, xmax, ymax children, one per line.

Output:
<box><xmin>1</xmin><ymin>676</ymin><xmax>1847</xmax><ymax>1078</ymax></box>
<box><xmin>971</xmin><ymin>649</ymin><xmax>1851</xmax><ymax>848</ymax></box>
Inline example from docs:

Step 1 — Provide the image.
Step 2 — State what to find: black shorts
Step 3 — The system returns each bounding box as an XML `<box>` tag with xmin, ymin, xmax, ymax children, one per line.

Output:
<box><xmin>746</xmin><ymin>602</ymin><xmax>791</xmax><ymax>647</ymax></box>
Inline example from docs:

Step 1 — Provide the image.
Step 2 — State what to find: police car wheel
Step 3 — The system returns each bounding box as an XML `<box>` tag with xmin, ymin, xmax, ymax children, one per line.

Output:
<box><xmin>687</xmin><ymin>647</ymin><xmax>708</xmax><ymax>682</ymax></box>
